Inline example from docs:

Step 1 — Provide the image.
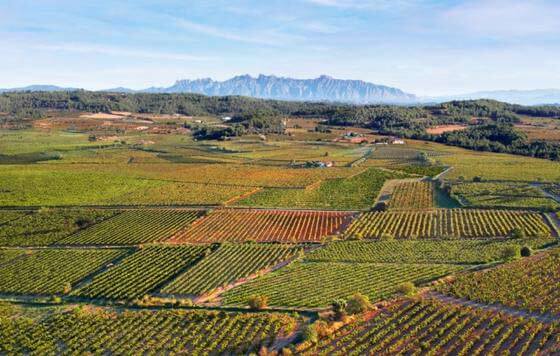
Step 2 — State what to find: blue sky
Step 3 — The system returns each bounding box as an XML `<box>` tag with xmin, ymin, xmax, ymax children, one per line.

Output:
<box><xmin>1</xmin><ymin>0</ymin><xmax>559</xmax><ymax>95</ymax></box>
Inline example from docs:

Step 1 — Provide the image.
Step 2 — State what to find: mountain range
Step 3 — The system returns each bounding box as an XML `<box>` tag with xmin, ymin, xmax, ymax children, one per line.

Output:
<box><xmin>2</xmin><ymin>75</ymin><xmax>560</xmax><ymax>105</ymax></box>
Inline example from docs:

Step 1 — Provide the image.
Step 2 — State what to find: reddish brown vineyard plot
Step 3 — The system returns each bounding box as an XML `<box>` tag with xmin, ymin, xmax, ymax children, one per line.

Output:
<box><xmin>168</xmin><ymin>209</ymin><xmax>355</xmax><ymax>243</ymax></box>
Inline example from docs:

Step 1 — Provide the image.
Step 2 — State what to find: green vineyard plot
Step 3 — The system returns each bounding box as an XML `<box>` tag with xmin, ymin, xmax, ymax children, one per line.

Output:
<box><xmin>298</xmin><ymin>298</ymin><xmax>560</xmax><ymax>355</ymax></box>
<box><xmin>59</xmin><ymin>209</ymin><xmax>204</xmax><ymax>246</ymax></box>
<box><xmin>438</xmin><ymin>249</ymin><xmax>560</xmax><ymax>317</ymax></box>
<box><xmin>73</xmin><ymin>245</ymin><xmax>208</xmax><ymax>300</ymax></box>
<box><xmin>0</xmin><ymin>209</ymin><xmax>117</xmax><ymax>246</ymax></box>
<box><xmin>0</xmin><ymin>305</ymin><xmax>296</xmax><ymax>355</ymax></box>
<box><xmin>0</xmin><ymin>248</ymin><xmax>129</xmax><ymax>296</ymax></box>
<box><xmin>305</xmin><ymin>238</ymin><xmax>555</xmax><ymax>265</ymax></box>
<box><xmin>345</xmin><ymin>209</ymin><xmax>551</xmax><ymax>239</ymax></box>
<box><xmin>222</xmin><ymin>262</ymin><xmax>461</xmax><ymax>308</ymax></box>
<box><xmin>235</xmin><ymin>168</ymin><xmax>409</xmax><ymax>210</ymax></box>
<box><xmin>162</xmin><ymin>243</ymin><xmax>303</xmax><ymax>296</ymax></box>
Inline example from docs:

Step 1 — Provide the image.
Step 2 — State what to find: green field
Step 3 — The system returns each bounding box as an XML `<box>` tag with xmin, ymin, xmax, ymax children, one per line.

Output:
<box><xmin>0</xmin><ymin>304</ymin><xmax>296</xmax><ymax>355</ymax></box>
<box><xmin>0</xmin><ymin>209</ymin><xmax>116</xmax><ymax>246</ymax></box>
<box><xmin>0</xmin><ymin>248</ymin><xmax>129</xmax><ymax>295</ymax></box>
<box><xmin>73</xmin><ymin>245</ymin><xmax>207</xmax><ymax>300</ymax></box>
<box><xmin>162</xmin><ymin>243</ymin><xmax>303</xmax><ymax>296</ymax></box>
<box><xmin>58</xmin><ymin>209</ymin><xmax>204</xmax><ymax>245</ymax></box>
<box><xmin>235</xmin><ymin>168</ymin><xmax>409</xmax><ymax>210</ymax></box>
<box><xmin>306</xmin><ymin>238</ymin><xmax>555</xmax><ymax>265</ymax></box>
<box><xmin>222</xmin><ymin>261</ymin><xmax>461</xmax><ymax>308</ymax></box>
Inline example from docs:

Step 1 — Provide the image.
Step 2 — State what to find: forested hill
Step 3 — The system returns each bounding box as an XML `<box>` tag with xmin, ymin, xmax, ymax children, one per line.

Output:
<box><xmin>1</xmin><ymin>91</ymin><xmax>560</xmax><ymax>160</ymax></box>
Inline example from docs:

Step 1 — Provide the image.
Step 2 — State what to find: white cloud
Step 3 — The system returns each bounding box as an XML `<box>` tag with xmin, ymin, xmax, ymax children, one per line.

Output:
<box><xmin>304</xmin><ymin>0</ymin><xmax>416</xmax><ymax>10</ymax></box>
<box><xmin>34</xmin><ymin>43</ymin><xmax>212</xmax><ymax>61</ymax></box>
<box><xmin>443</xmin><ymin>0</ymin><xmax>560</xmax><ymax>38</ymax></box>
<box><xmin>174</xmin><ymin>18</ymin><xmax>303</xmax><ymax>46</ymax></box>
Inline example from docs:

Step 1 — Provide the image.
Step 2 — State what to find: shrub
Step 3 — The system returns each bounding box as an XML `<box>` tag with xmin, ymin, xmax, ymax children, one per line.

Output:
<box><xmin>510</xmin><ymin>227</ymin><xmax>526</xmax><ymax>239</ymax></box>
<box><xmin>379</xmin><ymin>233</ymin><xmax>394</xmax><ymax>240</ymax></box>
<box><xmin>473</xmin><ymin>176</ymin><xmax>483</xmax><ymax>182</ymax></box>
<box><xmin>520</xmin><ymin>246</ymin><xmax>533</xmax><ymax>257</ymax></box>
<box><xmin>331</xmin><ymin>299</ymin><xmax>347</xmax><ymax>321</ymax></box>
<box><xmin>346</xmin><ymin>293</ymin><xmax>372</xmax><ymax>315</ymax></box>
<box><xmin>301</xmin><ymin>324</ymin><xmax>318</xmax><ymax>344</ymax></box>
<box><xmin>397</xmin><ymin>282</ymin><xmax>416</xmax><ymax>296</ymax></box>
<box><xmin>75</xmin><ymin>216</ymin><xmax>94</xmax><ymax>228</ymax></box>
<box><xmin>502</xmin><ymin>245</ymin><xmax>521</xmax><ymax>261</ymax></box>
<box><xmin>248</xmin><ymin>295</ymin><xmax>269</xmax><ymax>310</ymax></box>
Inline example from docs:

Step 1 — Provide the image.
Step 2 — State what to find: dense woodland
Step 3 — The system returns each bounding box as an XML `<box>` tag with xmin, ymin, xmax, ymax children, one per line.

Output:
<box><xmin>1</xmin><ymin>91</ymin><xmax>560</xmax><ymax>160</ymax></box>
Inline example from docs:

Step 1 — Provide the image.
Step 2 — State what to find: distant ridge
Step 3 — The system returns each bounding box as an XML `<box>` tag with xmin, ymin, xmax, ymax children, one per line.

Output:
<box><xmin>2</xmin><ymin>77</ymin><xmax>560</xmax><ymax>105</ymax></box>
<box><xmin>426</xmin><ymin>89</ymin><xmax>560</xmax><ymax>106</ymax></box>
<box><xmin>141</xmin><ymin>74</ymin><xmax>417</xmax><ymax>104</ymax></box>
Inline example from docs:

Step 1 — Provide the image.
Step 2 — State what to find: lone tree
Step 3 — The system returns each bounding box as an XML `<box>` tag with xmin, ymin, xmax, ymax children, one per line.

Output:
<box><xmin>520</xmin><ymin>246</ymin><xmax>533</xmax><ymax>257</ymax></box>
<box><xmin>346</xmin><ymin>293</ymin><xmax>372</xmax><ymax>315</ymax></box>
<box><xmin>248</xmin><ymin>295</ymin><xmax>268</xmax><ymax>310</ymax></box>
<box><xmin>397</xmin><ymin>282</ymin><xmax>417</xmax><ymax>296</ymax></box>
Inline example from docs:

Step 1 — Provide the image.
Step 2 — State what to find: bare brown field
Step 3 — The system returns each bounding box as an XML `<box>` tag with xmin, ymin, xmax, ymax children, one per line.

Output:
<box><xmin>426</xmin><ymin>124</ymin><xmax>468</xmax><ymax>134</ymax></box>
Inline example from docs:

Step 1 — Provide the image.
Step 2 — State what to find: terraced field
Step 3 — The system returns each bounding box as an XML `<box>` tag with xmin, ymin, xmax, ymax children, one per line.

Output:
<box><xmin>169</xmin><ymin>209</ymin><xmax>354</xmax><ymax>243</ymax></box>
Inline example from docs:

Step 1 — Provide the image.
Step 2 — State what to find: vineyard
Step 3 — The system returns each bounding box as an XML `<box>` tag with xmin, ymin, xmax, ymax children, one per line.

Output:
<box><xmin>0</xmin><ymin>304</ymin><xmax>297</xmax><ymax>355</ymax></box>
<box><xmin>59</xmin><ymin>209</ymin><xmax>204</xmax><ymax>245</ymax></box>
<box><xmin>345</xmin><ymin>209</ymin><xmax>551</xmax><ymax>239</ymax></box>
<box><xmin>438</xmin><ymin>249</ymin><xmax>560</xmax><ymax>317</ymax></box>
<box><xmin>162</xmin><ymin>243</ymin><xmax>303</xmax><ymax>296</ymax></box>
<box><xmin>73</xmin><ymin>245</ymin><xmax>207</xmax><ymax>300</ymax></box>
<box><xmin>0</xmin><ymin>209</ymin><xmax>116</xmax><ymax>246</ymax></box>
<box><xmin>234</xmin><ymin>168</ymin><xmax>409</xmax><ymax>210</ymax></box>
<box><xmin>0</xmin><ymin>249</ymin><xmax>27</xmax><ymax>265</ymax></box>
<box><xmin>389</xmin><ymin>181</ymin><xmax>434</xmax><ymax>210</ymax></box>
<box><xmin>169</xmin><ymin>209</ymin><xmax>354</xmax><ymax>243</ymax></box>
<box><xmin>306</xmin><ymin>238</ymin><xmax>555</xmax><ymax>265</ymax></box>
<box><xmin>298</xmin><ymin>297</ymin><xmax>560</xmax><ymax>355</ymax></box>
<box><xmin>222</xmin><ymin>262</ymin><xmax>460</xmax><ymax>308</ymax></box>
<box><xmin>450</xmin><ymin>182</ymin><xmax>559</xmax><ymax>209</ymax></box>
<box><xmin>0</xmin><ymin>248</ymin><xmax>128</xmax><ymax>295</ymax></box>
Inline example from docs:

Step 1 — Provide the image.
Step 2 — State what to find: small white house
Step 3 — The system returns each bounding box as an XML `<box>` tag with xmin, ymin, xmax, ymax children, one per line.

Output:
<box><xmin>222</xmin><ymin>116</ymin><xmax>232</xmax><ymax>122</ymax></box>
<box><xmin>392</xmin><ymin>139</ymin><xmax>405</xmax><ymax>145</ymax></box>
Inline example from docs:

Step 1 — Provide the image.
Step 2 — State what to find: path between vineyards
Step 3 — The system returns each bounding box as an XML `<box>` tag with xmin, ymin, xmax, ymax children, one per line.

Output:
<box><xmin>423</xmin><ymin>290</ymin><xmax>558</xmax><ymax>324</ymax></box>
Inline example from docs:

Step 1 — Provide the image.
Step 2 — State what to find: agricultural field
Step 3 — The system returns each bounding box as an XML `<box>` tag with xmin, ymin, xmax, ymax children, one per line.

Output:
<box><xmin>389</xmin><ymin>181</ymin><xmax>434</xmax><ymax>210</ymax></box>
<box><xmin>0</xmin><ymin>249</ymin><xmax>27</xmax><ymax>265</ymax></box>
<box><xmin>0</xmin><ymin>304</ymin><xmax>297</xmax><ymax>355</ymax></box>
<box><xmin>345</xmin><ymin>209</ymin><xmax>551</xmax><ymax>239</ymax></box>
<box><xmin>450</xmin><ymin>181</ymin><xmax>559</xmax><ymax>210</ymax></box>
<box><xmin>2</xmin><ymin>101</ymin><xmax>560</xmax><ymax>353</ymax></box>
<box><xmin>298</xmin><ymin>297</ymin><xmax>560</xmax><ymax>355</ymax></box>
<box><xmin>73</xmin><ymin>245</ymin><xmax>207</xmax><ymax>300</ymax></box>
<box><xmin>0</xmin><ymin>248</ymin><xmax>129</xmax><ymax>295</ymax></box>
<box><xmin>58</xmin><ymin>209</ymin><xmax>204</xmax><ymax>245</ymax></box>
<box><xmin>169</xmin><ymin>208</ymin><xmax>354</xmax><ymax>243</ymax></box>
<box><xmin>222</xmin><ymin>262</ymin><xmax>460</xmax><ymax>308</ymax></box>
<box><xmin>438</xmin><ymin>249</ymin><xmax>560</xmax><ymax>317</ymax></box>
<box><xmin>235</xmin><ymin>168</ymin><xmax>409</xmax><ymax>210</ymax></box>
<box><xmin>162</xmin><ymin>243</ymin><xmax>304</xmax><ymax>296</ymax></box>
<box><xmin>306</xmin><ymin>238</ymin><xmax>555</xmax><ymax>265</ymax></box>
<box><xmin>0</xmin><ymin>209</ymin><xmax>117</xmax><ymax>246</ymax></box>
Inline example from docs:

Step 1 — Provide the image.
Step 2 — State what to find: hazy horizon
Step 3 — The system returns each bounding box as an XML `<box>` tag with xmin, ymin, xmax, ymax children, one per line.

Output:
<box><xmin>2</xmin><ymin>0</ymin><xmax>560</xmax><ymax>96</ymax></box>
